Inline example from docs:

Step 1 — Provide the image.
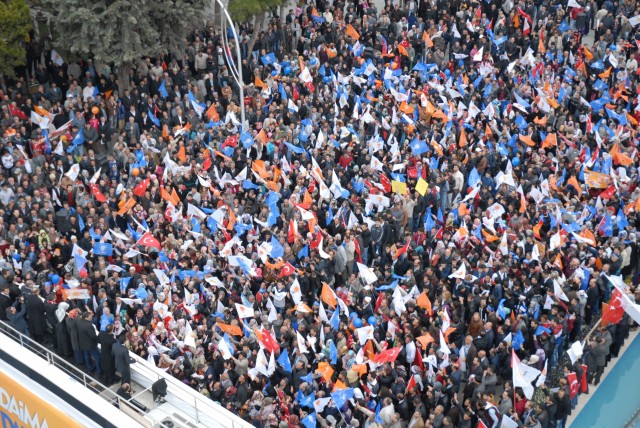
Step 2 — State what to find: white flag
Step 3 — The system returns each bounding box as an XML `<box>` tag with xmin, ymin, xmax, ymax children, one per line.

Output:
<box><xmin>65</xmin><ymin>164</ymin><xmax>80</xmax><ymax>182</ymax></box>
<box><xmin>235</xmin><ymin>303</ymin><xmax>255</xmax><ymax>319</ymax></box>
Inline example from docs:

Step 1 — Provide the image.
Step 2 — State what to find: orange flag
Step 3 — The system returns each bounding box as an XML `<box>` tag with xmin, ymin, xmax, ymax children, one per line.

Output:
<box><xmin>519</xmin><ymin>134</ymin><xmax>536</xmax><ymax>147</ymax></box>
<box><xmin>482</xmin><ymin>229</ymin><xmax>499</xmax><ymax>242</ymax></box>
<box><xmin>547</xmin><ymin>97</ymin><xmax>560</xmax><ymax>109</ymax></box>
<box><xmin>264</xmin><ymin>259</ymin><xmax>285</xmax><ymax>270</ymax></box>
<box><xmin>519</xmin><ymin>193</ymin><xmax>527</xmax><ymax>213</ymax></box>
<box><xmin>533</xmin><ymin>220</ymin><xmax>543</xmax><ymax>239</ymax></box>
<box><xmin>584</xmin><ymin>170</ymin><xmax>611</xmax><ymax>188</ymax></box>
<box><xmin>417</xmin><ymin>333</ymin><xmax>435</xmax><ymax>350</ymax></box>
<box><xmin>416</xmin><ymin>292</ymin><xmax>433</xmax><ymax>315</ymax></box>
<box><xmin>34</xmin><ymin>106</ymin><xmax>49</xmax><ymax>117</ymax></box>
<box><xmin>226</xmin><ymin>205</ymin><xmax>236</xmax><ymax>231</ymax></box>
<box><xmin>217</xmin><ymin>322</ymin><xmax>243</xmax><ymax>336</ymax></box>
<box><xmin>161</xmin><ymin>187</ymin><xmax>180</xmax><ymax>206</ymax></box>
<box><xmin>255</xmin><ymin>76</ymin><xmax>266</xmax><ymax>89</ymax></box>
<box><xmin>321</xmin><ymin>282</ymin><xmax>337</xmax><ymax>308</ymax></box>
<box><xmin>583</xmin><ymin>46</ymin><xmax>594</xmax><ymax>60</ymax></box>
<box><xmin>458</xmin><ymin>203</ymin><xmax>469</xmax><ymax>216</ymax></box>
<box><xmin>554</xmin><ymin>254</ymin><xmax>563</xmax><ymax>270</ymax></box>
<box><xmin>459</xmin><ymin>129</ymin><xmax>468</xmax><ymax>147</ymax></box>
<box><xmin>345</xmin><ymin>24</ymin><xmax>360</xmax><ymax>40</ymax></box>
<box><xmin>256</xmin><ymin>129</ymin><xmax>268</xmax><ymax>145</ymax></box>
<box><xmin>177</xmin><ymin>146</ymin><xmax>187</xmax><ymax>163</ymax></box>
<box><xmin>398</xmin><ymin>45</ymin><xmax>409</xmax><ymax>57</ymax></box>
<box><xmin>423</xmin><ymin>31</ymin><xmax>434</xmax><ymax>48</ymax></box>
<box><xmin>579</xmin><ymin>229</ymin><xmax>596</xmax><ymax>246</ymax></box>
<box><xmin>252</xmin><ymin>160</ymin><xmax>269</xmax><ymax>179</ymax></box>
<box><xmin>332</xmin><ymin>380</ymin><xmax>348</xmax><ymax>391</ymax></box>
<box><xmin>205</xmin><ymin>103</ymin><xmax>219</xmax><ymax>121</ymax></box>
<box><xmin>303</xmin><ymin>190</ymin><xmax>313</xmax><ymax>207</ymax></box>
<box><xmin>117</xmin><ymin>197</ymin><xmax>137</xmax><ymax>216</ymax></box>
<box><xmin>567</xmin><ymin>175</ymin><xmax>581</xmax><ymax>191</ymax></box>
<box><xmin>351</xmin><ymin>364</ymin><xmax>368</xmax><ymax>377</ymax></box>
<box><xmin>104</xmin><ymin>90</ymin><xmax>113</xmax><ymax>100</ymax></box>
<box><xmin>598</xmin><ymin>67</ymin><xmax>612</xmax><ymax>79</ymax></box>
<box><xmin>534</xmin><ymin>116</ymin><xmax>547</xmax><ymax>126</ymax></box>
<box><xmin>162</xmin><ymin>124</ymin><xmax>169</xmax><ymax>138</ymax></box>
<box><xmin>541</xmin><ymin>133</ymin><xmax>557</xmax><ymax>149</ymax></box>
<box><xmin>316</xmin><ymin>362</ymin><xmax>334</xmax><ymax>383</ymax></box>
<box><xmin>485</xmin><ymin>124</ymin><xmax>493</xmax><ymax>137</ymax></box>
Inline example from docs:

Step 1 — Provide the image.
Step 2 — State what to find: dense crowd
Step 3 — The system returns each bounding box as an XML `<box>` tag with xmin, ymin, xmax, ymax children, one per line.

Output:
<box><xmin>2</xmin><ymin>0</ymin><xmax>640</xmax><ymax>427</ymax></box>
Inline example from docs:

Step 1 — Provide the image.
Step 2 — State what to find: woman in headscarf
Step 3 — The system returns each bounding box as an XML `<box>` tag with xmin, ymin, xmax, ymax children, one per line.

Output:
<box><xmin>55</xmin><ymin>302</ymin><xmax>73</xmax><ymax>357</ymax></box>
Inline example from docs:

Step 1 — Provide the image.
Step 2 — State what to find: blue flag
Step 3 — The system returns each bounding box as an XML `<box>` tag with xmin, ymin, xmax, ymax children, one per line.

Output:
<box><xmin>581</xmin><ymin>267</ymin><xmax>591</xmax><ymax>290</ymax></box>
<box><xmin>535</xmin><ymin>326</ymin><xmax>551</xmax><ymax>336</ymax></box>
<box><xmin>301</xmin><ymin>412</ymin><xmax>316</xmax><ymax>428</ymax></box>
<box><xmin>242</xmin><ymin>180</ymin><xmax>260</xmax><ymax>190</ymax></box>
<box><xmin>410</xmin><ymin>138</ymin><xmax>429</xmax><ymax>156</ymax></box>
<box><xmin>497</xmin><ymin>299</ymin><xmax>507</xmax><ymax>320</ymax></box>
<box><xmin>277</xmin><ymin>348</ymin><xmax>292</xmax><ymax>372</ymax></box>
<box><xmin>330</xmin><ymin>340</ymin><xmax>338</xmax><ymax>364</ymax></box>
<box><xmin>300</xmin><ymin>372</ymin><xmax>313</xmax><ymax>384</ymax></box>
<box><xmin>468</xmin><ymin>167</ymin><xmax>481</xmax><ymax>188</ymax></box>
<box><xmin>77</xmin><ymin>214</ymin><xmax>85</xmax><ymax>232</ymax></box>
<box><xmin>279</xmin><ymin>83</ymin><xmax>287</xmax><ymax>100</ymax></box>
<box><xmin>326</xmin><ymin>206</ymin><xmax>334</xmax><ymax>226</ymax></box>
<box><xmin>424</xmin><ymin>208</ymin><xmax>434</xmax><ymax>231</ymax></box>
<box><xmin>67</xmin><ymin>128</ymin><xmax>84</xmax><ymax>153</ymax></box>
<box><xmin>299</xmin><ymin>391</ymin><xmax>315</xmax><ymax>408</ymax></box>
<box><xmin>261</xmin><ymin>52</ymin><xmax>277</xmax><ymax>65</ymax></box>
<box><xmin>330</xmin><ymin>305</ymin><xmax>340</xmax><ymax>330</ymax></box>
<box><xmin>148</xmin><ymin>109</ymin><xmax>160</xmax><ymax>127</ymax></box>
<box><xmin>240</xmin><ymin>131</ymin><xmax>254</xmax><ymax>148</ymax></box>
<box><xmin>331</xmin><ymin>388</ymin><xmax>354</xmax><ymax>409</ymax></box>
<box><xmin>617</xmin><ymin>208</ymin><xmax>629</xmax><ymax>229</ymax></box>
<box><xmin>512</xmin><ymin>330</ymin><xmax>525</xmax><ymax>350</ymax></box>
<box><xmin>119</xmin><ymin>277</ymin><xmax>131</xmax><ymax>294</ymax></box>
<box><xmin>270</xmin><ymin>236</ymin><xmax>284</xmax><ymax>259</ymax></box>
<box><xmin>599</xmin><ymin>215</ymin><xmax>613</xmax><ymax>237</ymax></box>
<box><xmin>93</xmin><ymin>242</ymin><xmax>113</xmax><ymax>256</ymax></box>
<box><xmin>158</xmin><ymin>80</ymin><xmax>168</xmax><ymax>98</ymax></box>
<box><xmin>297</xmin><ymin>245</ymin><xmax>309</xmax><ymax>260</ymax></box>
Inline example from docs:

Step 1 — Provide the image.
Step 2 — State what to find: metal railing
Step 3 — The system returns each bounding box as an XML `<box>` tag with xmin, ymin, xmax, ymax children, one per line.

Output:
<box><xmin>0</xmin><ymin>322</ymin><xmax>172</xmax><ymax>428</ymax></box>
<box><xmin>128</xmin><ymin>351</ymin><xmax>251</xmax><ymax>428</ymax></box>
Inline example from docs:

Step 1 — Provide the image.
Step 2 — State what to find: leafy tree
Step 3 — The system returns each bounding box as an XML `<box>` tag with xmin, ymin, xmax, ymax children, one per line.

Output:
<box><xmin>0</xmin><ymin>0</ymin><xmax>32</xmax><ymax>88</ymax></box>
<box><xmin>39</xmin><ymin>0</ymin><xmax>207</xmax><ymax>92</ymax></box>
<box><xmin>228</xmin><ymin>0</ymin><xmax>286</xmax><ymax>56</ymax></box>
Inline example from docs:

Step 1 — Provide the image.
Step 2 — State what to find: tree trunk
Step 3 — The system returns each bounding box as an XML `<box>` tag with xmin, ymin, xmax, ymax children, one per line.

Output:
<box><xmin>246</xmin><ymin>13</ymin><xmax>267</xmax><ymax>60</ymax></box>
<box><xmin>116</xmin><ymin>62</ymin><xmax>132</xmax><ymax>96</ymax></box>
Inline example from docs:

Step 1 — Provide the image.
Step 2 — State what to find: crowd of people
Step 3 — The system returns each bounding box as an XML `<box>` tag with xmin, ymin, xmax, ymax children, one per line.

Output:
<box><xmin>1</xmin><ymin>0</ymin><xmax>640</xmax><ymax>426</ymax></box>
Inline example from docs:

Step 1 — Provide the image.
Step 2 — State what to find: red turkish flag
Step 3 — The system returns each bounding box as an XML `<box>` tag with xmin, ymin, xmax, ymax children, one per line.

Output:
<box><xmin>287</xmin><ymin>219</ymin><xmax>297</xmax><ymax>244</ymax></box>
<box><xmin>580</xmin><ymin>364</ymin><xmax>588</xmax><ymax>393</ymax></box>
<box><xmin>372</xmin><ymin>347</ymin><xmax>402</xmax><ymax>364</ymax></box>
<box><xmin>279</xmin><ymin>262</ymin><xmax>295</xmax><ymax>278</ymax></box>
<box><xmin>202</xmin><ymin>156</ymin><xmax>212</xmax><ymax>171</ymax></box>
<box><xmin>393</xmin><ymin>240</ymin><xmax>411</xmax><ymax>260</ymax></box>
<box><xmin>138</xmin><ymin>232</ymin><xmax>162</xmax><ymax>250</ymax></box>
<box><xmin>602</xmin><ymin>288</ymin><xmax>625</xmax><ymax>325</ymax></box>
<box><xmin>405</xmin><ymin>374</ymin><xmax>417</xmax><ymax>393</ymax></box>
<box><xmin>90</xmin><ymin>183</ymin><xmax>107</xmax><ymax>202</ymax></box>
<box><xmin>354</xmin><ymin>238</ymin><xmax>362</xmax><ymax>263</ymax></box>
<box><xmin>261</xmin><ymin>329</ymin><xmax>280</xmax><ymax>354</ymax></box>
<box><xmin>292</xmin><ymin>85</ymin><xmax>300</xmax><ymax>101</ymax></box>
<box><xmin>310</xmin><ymin>231</ymin><xmax>323</xmax><ymax>249</ymax></box>
<box><xmin>567</xmin><ymin>372</ymin><xmax>579</xmax><ymax>399</ymax></box>
<box><xmin>133</xmin><ymin>178</ymin><xmax>150</xmax><ymax>197</ymax></box>
<box><xmin>379</xmin><ymin>173</ymin><xmax>391</xmax><ymax>193</ymax></box>
<box><xmin>599</xmin><ymin>185</ymin><xmax>616</xmax><ymax>200</ymax></box>
<box><xmin>375</xmin><ymin>291</ymin><xmax>384</xmax><ymax>312</ymax></box>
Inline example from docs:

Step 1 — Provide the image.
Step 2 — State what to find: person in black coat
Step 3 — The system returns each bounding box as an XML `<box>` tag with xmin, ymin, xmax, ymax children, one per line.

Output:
<box><xmin>77</xmin><ymin>311</ymin><xmax>102</xmax><ymax>374</ymax></box>
<box><xmin>26</xmin><ymin>288</ymin><xmax>47</xmax><ymax>343</ymax></box>
<box><xmin>99</xmin><ymin>324</ymin><xmax>117</xmax><ymax>385</ymax></box>
<box><xmin>55</xmin><ymin>302</ymin><xmax>73</xmax><ymax>357</ymax></box>
<box><xmin>0</xmin><ymin>285</ymin><xmax>12</xmax><ymax>321</ymax></box>
<box><xmin>66</xmin><ymin>310</ymin><xmax>83</xmax><ymax>364</ymax></box>
<box><xmin>112</xmin><ymin>336</ymin><xmax>131</xmax><ymax>385</ymax></box>
<box><xmin>44</xmin><ymin>293</ymin><xmax>58</xmax><ymax>346</ymax></box>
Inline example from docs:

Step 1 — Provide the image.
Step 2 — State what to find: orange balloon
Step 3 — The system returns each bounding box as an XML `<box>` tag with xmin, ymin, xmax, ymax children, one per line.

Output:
<box><xmin>91</xmin><ymin>106</ymin><xmax>99</xmax><ymax>115</ymax></box>
<box><xmin>131</xmin><ymin>167</ymin><xmax>140</xmax><ymax>176</ymax></box>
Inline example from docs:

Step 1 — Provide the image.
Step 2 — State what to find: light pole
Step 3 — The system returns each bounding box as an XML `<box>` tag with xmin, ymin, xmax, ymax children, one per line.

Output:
<box><xmin>215</xmin><ymin>0</ymin><xmax>246</xmax><ymax>127</ymax></box>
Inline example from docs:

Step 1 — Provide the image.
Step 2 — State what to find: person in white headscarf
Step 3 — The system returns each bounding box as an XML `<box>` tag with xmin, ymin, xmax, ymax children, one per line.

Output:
<box><xmin>55</xmin><ymin>302</ymin><xmax>73</xmax><ymax>357</ymax></box>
